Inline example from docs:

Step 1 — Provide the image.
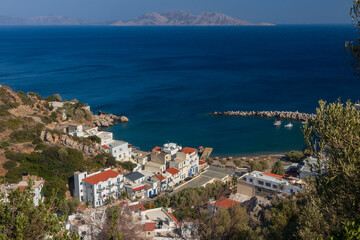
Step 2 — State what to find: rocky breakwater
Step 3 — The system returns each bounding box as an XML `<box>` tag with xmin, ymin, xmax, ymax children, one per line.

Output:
<box><xmin>40</xmin><ymin>130</ymin><xmax>100</xmax><ymax>156</ymax></box>
<box><xmin>93</xmin><ymin>111</ymin><xmax>129</xmax><ymax>127</ymax></box>
<box><xmin>212</xmin><ymin>110</ymin><xmax>316</xmax><ymax>121</ymax></box>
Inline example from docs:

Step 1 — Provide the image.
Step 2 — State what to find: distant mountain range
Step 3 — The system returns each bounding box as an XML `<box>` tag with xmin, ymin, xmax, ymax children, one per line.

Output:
<box><xmin>0</xmin><ymin>11</ymin><xmax>274</xmax><ymax>26</ymax></box>
<box><xmin>111</xmin><ymin>11</ymin><xmax>274</xmax><ymax>26</ymax></box>
<box><xmin>0</xmin><ymin>15</ymin><xmax>98</xmax><ymax>25</ymax></box>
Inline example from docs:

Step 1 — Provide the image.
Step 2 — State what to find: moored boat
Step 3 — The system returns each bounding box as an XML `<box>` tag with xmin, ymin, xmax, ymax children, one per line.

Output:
<box><xmin>273</xmin><ymin>120</ymin><xmax>281</xmax><ymax>126</ymax></box>
<box><xmin>284</xmin><ymin>123</ymin><xmax>293</xmax><ymax>128</ymax></box>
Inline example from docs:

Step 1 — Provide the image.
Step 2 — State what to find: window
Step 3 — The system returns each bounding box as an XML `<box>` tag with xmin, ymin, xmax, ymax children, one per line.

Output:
<box><xmin>249</xmin><ymin>178</ymin><xmax>253</xmax><ymax>183</ymax></box>
<box><xmin>80</xmin><ymin>182</ymin><xmax>83</xmax><ymax>185</ymax></box>
<box><xmin>81</xmin><ymin>190</ymin><xmax>83</xmax><ymax>192</ymax></box>
<box><xmin>258</xmin><ymin>180</ymin><xmax>264</xmax><ymax>185</ymax></box>
<box><xmin>98</xmin><ymin>184</ymin><xmax>101</xmax><ymax>189</ymax></box>
<box><xmin>273</xmin><ymin>184</ymin><xmax>278</xmax><ymax>189</ymax></box>
<box><xmin>265</xmin><ymin>182</ymin><xmax>271</xmax><ymax>187</ymax></box>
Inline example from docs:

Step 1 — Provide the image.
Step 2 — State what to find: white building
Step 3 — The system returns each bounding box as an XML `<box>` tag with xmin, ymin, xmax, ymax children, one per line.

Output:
<box><xmin>298</xmin><ymin>156</ymin><xmax>327</xmax><ymax>179</ymax></box>
<box><xmin>95</xmin><ymin>131</ymin><xmax>113</xmax><ymax>145</ymax></box>
<box><xmin>0</xmin><ymin>175</ymin><xmax>45</xmax><ymax>206</ymax></box>
<box><xmin>66</xmin><ymin>207</ymin><xmax>106</xmax><ymax>240</ymax></box>
<box><xmin>165</xmin><ymin>168</ymin><xmax>182</xmax><ymax>188</ymax></box>
<box><xmin>243</xmin><ymin>171</ymin><xmax>304</xmax><ymax>195</ymax></box>
<box><xmin>162</xmin><ymin>143</ymin><xmax>182</xmax><ymax>158</ymax></box>
<box><xmin>74</xmin><ymin>168</ymin><xmax>124</xmax><ymax>207</ymax></box>
<box><xmin>102</xmin><ymin>140</ymin><xmax>131</xmax><ymax>161</ymax></box>
<box><xmin>179</xmin><ymin>147</ymin><xmax>199</xmax><ymax>177</ymax></box>
<box><xmin>140</xmin><ymin>208</ymin><xmax>180</xmax><ymax>236</ymax></box>
<box><xmin>170</xmin><ymin>154</ymin><xmax>191</xmax><ymax>180</ymax></box>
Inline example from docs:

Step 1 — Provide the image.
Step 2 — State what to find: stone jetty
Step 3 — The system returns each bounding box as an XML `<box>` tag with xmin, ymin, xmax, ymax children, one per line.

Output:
<box><xmin>211</xmin><ymin>110</ymin><xmax>316</xmax><ymax>121</ymax></box>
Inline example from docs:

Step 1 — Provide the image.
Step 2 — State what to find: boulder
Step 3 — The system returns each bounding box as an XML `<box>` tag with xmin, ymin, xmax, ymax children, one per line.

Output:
<box><xmin>120</xmin><ymin>116</ymin><xmax>129</xmax><ymax>122</ymax></box>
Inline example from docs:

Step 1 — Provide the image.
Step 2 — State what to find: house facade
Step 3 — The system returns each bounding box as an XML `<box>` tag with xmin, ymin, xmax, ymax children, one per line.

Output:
<box><xmin>74</xmin><ymin>169</ymin><xmax>124</xmax><ymax>207</ymax></box>
<box><xmin>242</xmin><ymin>171</ymin><xmax>303</xmax><ymax>195</ymax></box>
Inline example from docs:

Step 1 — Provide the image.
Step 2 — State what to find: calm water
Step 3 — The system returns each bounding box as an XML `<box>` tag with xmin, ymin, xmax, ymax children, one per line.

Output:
<box><xmin>0</xmin><ymin>25</ymin><xmax>358</xmax><ymax>155</ymax></box>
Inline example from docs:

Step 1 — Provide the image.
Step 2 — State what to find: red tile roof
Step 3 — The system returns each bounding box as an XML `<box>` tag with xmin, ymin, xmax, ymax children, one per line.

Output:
<box><xmin>165</xmin><ymin>168</ymin><xmax>180</xmax><ymax>175</ymax></box>
<box><xmin>82</xmin><ymin>170</ymin><xmax>121</xmax><ymax>185</ymax></box>
<box><xmin>262</xmin><ymin>172</ymin><xmax>283</xmax><ymax>179</ymax></box>
<box><xmin>156</xmin><ymin>174</ymin><xmax>166</xmax><ymax>181</ymax></box>
<box><xmin>133</xmin><ymin>185</ymin><xmax>146</xmax><ymax>192</ymax></box>
<box><xmin>181</xmin><ymin>147</ymin><xmax>197</xmax><ymax>154</ymax></box>
<box><xmin>168</xmin><ymin>212</ymin><xmax>180</xmax><ymax>226</ymax></box>
<box><xmin>211</xmin><ymin>198</ymin><xmax>241</xmax><ymax>209</ymax></box>
<box><xmin>129</xmin><ymin>203</ymin><xmax>146</xmax><ymax>212</ymax></box>
<box><xmin>101</xmin><ymin>145</ymin><xmax>109</xmax><ymax>150</ymax></box>
<box><xmin>152</xmin><ymin>146</ymin><xmax>162</xmax><ymax>151</ymax></box>
<box><xmin>144</xmin><ymin>222</ymin><xmax>155</xmax><ymax>231</ymax></box>
<box><xmin>76</xmin><ymin>206</ymin><xmax>87</xmax><ymax>212</ymax></box>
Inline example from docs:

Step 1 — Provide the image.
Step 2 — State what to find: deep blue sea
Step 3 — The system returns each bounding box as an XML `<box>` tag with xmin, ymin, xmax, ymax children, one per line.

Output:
<box><xmin>0</xmin><ymin>25</ymin><xmax>358</xmax><ymax>156</ymax></box>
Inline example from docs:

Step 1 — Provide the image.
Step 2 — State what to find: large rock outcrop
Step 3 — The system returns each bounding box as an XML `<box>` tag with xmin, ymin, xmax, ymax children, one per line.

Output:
<box><xmin>241</xmin><ymin>196</ymin><xmax>273</xmax><ymax>227</ymax></box>
<box><xmin>40</xmin><ymin>130</ymin><xmax>99</xmax><ymax>156</ymax></box>
<box><xmin>93</xmin><ymin>111</ymin><xmax>129</xmax><ymax>127</ymax></box>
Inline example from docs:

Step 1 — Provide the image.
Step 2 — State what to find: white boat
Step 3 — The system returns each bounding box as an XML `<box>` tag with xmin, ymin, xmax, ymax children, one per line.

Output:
<box><xmin>273</xmin><ymin>120</ymin><xmax>281</xmax><ymax>126</ymax></box>
<box><xmin>284</xmin><ymin>123</ymin><xmax>293</xmax><ymax>128</ymax></box>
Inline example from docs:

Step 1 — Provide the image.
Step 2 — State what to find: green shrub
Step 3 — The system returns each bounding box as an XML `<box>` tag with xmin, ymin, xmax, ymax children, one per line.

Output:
<box><xmin>41</xmin><ymin>116</ymin><xmax>53</xmax><ymax>124</ymax></box>
<box><xmin>17</xmin><ymin>91</ymin><xmax>32</xmax><ymax>105</ymax></box>
<box><xmin>35</xmin><ymin>144</ymin><xmax>47</xmax><ymax>151</ymax></box>
<box><xmin>5</xmin><ymin>165</ymin><xmax>26</xmax><ymax>183</ymax></box>
<box><xmin>5</xmin><ymin>118</ymin><xmax>23</xmax><ymax>130</ymax></box>
<box><xmin>3</xmin><ymin>161</ymin><xmax>17</xmax><ymax>170</ymax></box>
<box><xmin>0</xmin><ymin>141</ymin><xmax>10</xmax><ymax>148</ymax></box>
<box><xmin>0</xmin><ymin>106</ymin><xmax>10</xmax><ymax>116</ymax></box>
<box><xmin>28</xmin><ymin>92</ymin><xmax>43</xmax><ymax>100</ymax></box>
<box><xmin>45</xmin><ymin>94</ymin><xmax>61</xmax><ymax>102</ymax></box>
<box><xmin>285</xmin><ymin>151</ymin><xmax>305</xmax><ymax>163</ymax></box>
<box><xmin>87</xmin><ymin>135</ymin><xmax>101</xmax><ymax>144</ymax></box>
<box><xmin>50</xmin><ymin>112</ymin><xmax>57</xmax><ymax>122</ymax></box>
<box><xmin>118</xmin><ymin>161</ymin><xmax>137</xmax><ymax>172</ymax></box>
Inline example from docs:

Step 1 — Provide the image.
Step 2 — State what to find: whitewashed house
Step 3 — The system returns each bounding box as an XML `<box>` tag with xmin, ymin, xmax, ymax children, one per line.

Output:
<box><xmin>162</xmin><ymin>143</ymin><xmax>182</xmax><ymax>158</ymax></box>
<box><xmin>243</xmin><ymin>171</ymin><xmax>304</xmax><ymax>195</ymax></box>
<box><xmin>102</xmin><ymin>140</ymin><xmax>131</xmax><ymax>161</ymax></box>
<box><xmin>74</xmin><ymin>168</ymin><xmax>124</xmax><ymax>207</ymax></box>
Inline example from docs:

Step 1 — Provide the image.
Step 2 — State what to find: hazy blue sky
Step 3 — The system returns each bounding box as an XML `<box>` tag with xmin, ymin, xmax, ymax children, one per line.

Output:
<box><xmin>0</xmin><ymin>0</ymin><xmax>354</xmax><ymax>24</ymax></box>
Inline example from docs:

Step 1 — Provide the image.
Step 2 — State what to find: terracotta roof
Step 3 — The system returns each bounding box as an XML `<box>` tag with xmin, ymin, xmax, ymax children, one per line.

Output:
<box><xmin>128</xmin><ymin>144</ymin><xmax>132</xmax><ymax>148</ymax></box>
<box><xmin>76</xmin><ymin>206</ymin><xmax>87</xmax><ymax>212</ymax></box>
<box><xmin>181</xmin><ymin>147</ymin><xmax>197</xmax><ymax>154</ymax></box>
<box><xmin>82</xmin><ymin>170</ymin><xmax>121</xmax><ymax>185</ymax></box>
<box><xmin>144</xmin><ymin>222</ymin><xmax>155</xmax><ymax>231</ymax></box>
<box><xmin>101</xmin><ymin>145</ymin><xmax>109</xmax><ymax>150</ymax></box>
<box><xmin>129</xmin><ymin>203</ymin><xmax>146</xmax><ymax>212</ymax></box>
<box><xmin>152</xmin><ymin>146</ymin><xmax>162</xmax><ymax>151</ymax></box>
<box><xmin>211</xmin><ymin>198</ymin><xmax>240</xmax><ymax>209</ymax></box>
<box><xmin>165</xmin><ymin>168</ymin><xmax>180</xmax><ymax>175</ymax></box>
<box><xmin>156</xmin><ymin>174</ymin><xmax>166</xmax><ymax>181</ymax></box>
<box><xmin>133</xmin><ymin>185</ymin><xmax>146</xmax><ymax>192</ymax></box>
<box><xmin>199</xmin><ymin>160</ymin><xmax>207</xmax><ymax>165</ymax></box>
<box><xmin>168</xmin><ymin>212</ymin><xmax>180</xmax><ymax>226</ymax></box>
<box><xmin>262</xmin><ymin>172</ymin><xmax>283</xmax><ymax>179</ymax></box>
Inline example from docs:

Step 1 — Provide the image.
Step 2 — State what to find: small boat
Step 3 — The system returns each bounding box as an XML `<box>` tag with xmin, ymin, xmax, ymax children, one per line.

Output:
<box><xmin>273</xmin><ymin>120</ymin><xmax>281</xmax><ymax>126</ymax></box>
<box><xmin>284</xmin><ymin>123</ymin><xmax>293</xmax><ymax>128</ymax></box>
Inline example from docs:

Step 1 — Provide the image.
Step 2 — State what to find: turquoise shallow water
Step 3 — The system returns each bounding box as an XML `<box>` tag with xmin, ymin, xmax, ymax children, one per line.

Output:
<box><xmin>0</xmin><ymin>25</ymin><xmax>358</xmax><ymax>155</ymax></box>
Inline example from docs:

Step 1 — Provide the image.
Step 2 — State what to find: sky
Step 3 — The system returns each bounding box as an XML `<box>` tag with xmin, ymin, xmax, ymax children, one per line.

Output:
<box><xmin>0</xmin><ymin>0</ymin><xmax>354</xmax><ymax>24</ymax></box>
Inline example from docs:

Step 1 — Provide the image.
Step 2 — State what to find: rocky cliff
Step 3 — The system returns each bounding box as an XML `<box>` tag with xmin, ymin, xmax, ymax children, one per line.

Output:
<box><xmin>40</xmin><ymin>130</ymin><xmax>100</xmax><ymax>156</ymax></box>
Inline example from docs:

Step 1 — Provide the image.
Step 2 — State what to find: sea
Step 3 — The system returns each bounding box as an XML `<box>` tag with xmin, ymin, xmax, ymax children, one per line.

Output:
<box><xmin>0</xmin><ymin>25</ymin><xmax>358</xmax><ymax>156</ymax></box>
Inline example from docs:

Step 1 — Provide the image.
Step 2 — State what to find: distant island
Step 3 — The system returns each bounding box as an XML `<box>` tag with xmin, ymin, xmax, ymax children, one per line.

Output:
<box><xmin>0</xmin><ymin>11</ymin><xmax>274</xmax><ymax>26</ymax></box>
<box><xmin>111</xmin><ymin>11</ymin><xmax>274</xmax><ymax>26</ymax></box>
